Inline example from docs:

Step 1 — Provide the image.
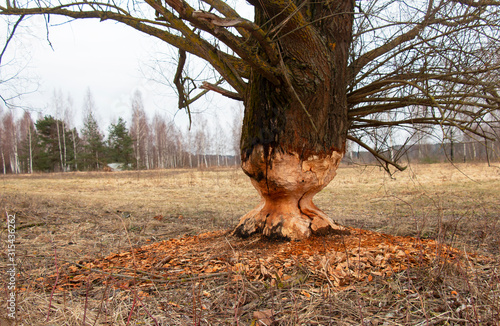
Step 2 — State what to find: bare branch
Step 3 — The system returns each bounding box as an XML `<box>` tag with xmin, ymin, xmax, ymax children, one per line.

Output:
<box><xmin>347</xmin><ymin>135</ymin><xmax>407</xmax><ymax>171</ymax></box>
<box><xmin>162</xmin><ymin>0</ymin><xmax>281</xmax><ymax>85</ymax></box>
<box><xmin>192</xmin><ymin>10</ymin><xmax>279</xmax><ymax>65</ymax></box>
<box><xmin>348</xmin><ymin>3</ymin><xmax>441</xmax><ymax>84</ymax></box>
<box><xmin>173</xmin><ymin>49</ymin><xmax>188</xmax><ymax>109</ymax></box>
<box><xmin>200</xmin><ymin>0</ymin><xmax>251</xmax><ymax>38</ymax></box>
<box><xmin>452</xmin><ymin>0</ymin><xmax>500</xmax><ymax>6</ymax></box>
<box><xmin>0</xmin><ymin>14</ymin><xmax>24</xmax><ymax>66</ymax></box>
<box><xmin>200</xmin><ymin>81</ymin><xmax>243</xmax><ymax>101</ymax></box>
<box><xmin>0</xmin><ymin>3</ymin><xmax>249</xmax><ymax>93</ymax></box>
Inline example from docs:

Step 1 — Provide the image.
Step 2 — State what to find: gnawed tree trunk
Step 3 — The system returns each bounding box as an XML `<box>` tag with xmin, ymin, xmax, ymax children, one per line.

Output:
<box><xmin>233</xmin><ymin>0</ymin><xmax>354</xmax><ymax>240</ymax></box>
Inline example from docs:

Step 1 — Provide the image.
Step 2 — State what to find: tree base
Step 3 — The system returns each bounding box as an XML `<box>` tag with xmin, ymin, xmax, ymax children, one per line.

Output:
<box><xmin>233</xmin><ymin>146</ymin><xmax>347</xmax><ymax>241</ymax></box>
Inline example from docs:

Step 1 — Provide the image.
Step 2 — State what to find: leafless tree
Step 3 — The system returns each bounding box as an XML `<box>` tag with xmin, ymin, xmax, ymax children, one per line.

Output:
<box><xmin>81</xmin><ymin>88</ymin><xmax>104</xmax><ymax>170</ymax></box>
<box><xmin>1</xmin><ymin>110</ymin><xmax>19</xmax><ymax>173</ymax></box>
<box><xmin>0</xmin><ymin>106</ymin><xmax>4</xmax><ymax>173</ymax></box>
<box><xmin>230</xmin><ymin>105</ymin><xmax>243</xmax><ymax>166</ymax></box>
<box><xmin>192</xmin><ymin>116</ymin><xmax>210</xmax><ymax>168</ymax></box>
<box><xmin>63</xmin><ymin>94</ymin><xmax>78</xmax><ymax>171</ymax></box>
<box><xmin>152</xmin><ymin>112</ymin><xmax>167</xmax><ymax>168</ymax></box>
<box><xmin>130</xmin><ymin>90</ymin><xmax>150</xmax><ymax>169</ymax></box>
<box><xmin>1</xmin><ymin>0</ymin><xmax>499</xmax><ymax>239</ymax></box>
<box><xmin>150</xmin><ymin>112</ymin><xmax>183</xmax><ymax>168</ymax></box>
<box><xmin>51</xmin><ymin>90</ymin><xmax>68</xmax><ymax>171</ymax></box>
<box><xmin>19</xmin><ymin>110</ymin><xmax>34</xmax><ymax>173</ymax></box>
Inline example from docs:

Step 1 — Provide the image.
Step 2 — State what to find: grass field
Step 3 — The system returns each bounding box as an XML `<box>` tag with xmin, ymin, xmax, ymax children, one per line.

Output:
<box><xmin>1</xmin><ymin>163</ymin><xmax>499</xmax><ymax>325</ymax></box>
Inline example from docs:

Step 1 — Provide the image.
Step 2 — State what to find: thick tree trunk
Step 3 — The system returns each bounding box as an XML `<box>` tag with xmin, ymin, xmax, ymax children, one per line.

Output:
<box><xmin>233</xmin><ymin>0</ymin><xmax>354</xmax><ymax>240</ymax></box>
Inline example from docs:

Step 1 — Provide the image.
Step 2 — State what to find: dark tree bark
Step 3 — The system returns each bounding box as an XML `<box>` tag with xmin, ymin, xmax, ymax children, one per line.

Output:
<box><xmin>233</xmin><ymin>1</ymin><xmax>354</xmax><ymax>239</ymax></box>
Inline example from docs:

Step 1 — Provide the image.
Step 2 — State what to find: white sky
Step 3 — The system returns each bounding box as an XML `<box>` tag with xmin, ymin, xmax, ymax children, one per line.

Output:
<box><xmin>1</xmin><ymin>9</ymin><xmax>245</xmax><ymax>133</ymax></box>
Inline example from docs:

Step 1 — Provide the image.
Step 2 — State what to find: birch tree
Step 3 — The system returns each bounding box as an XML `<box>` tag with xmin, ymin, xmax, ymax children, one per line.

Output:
<box><xmin>130</xmin><ymin>90</ymin><xmax>150</xmax><ymax>169</ymax></box>
<box><xmin>1</xmin><ymin>111</ymin><xmax>19</xmax><ymax>173</ymax></box>
<box><xmin>19</xmin><ymin>110</ymin><xmax>34</xmax><ymax>173</ymax></box>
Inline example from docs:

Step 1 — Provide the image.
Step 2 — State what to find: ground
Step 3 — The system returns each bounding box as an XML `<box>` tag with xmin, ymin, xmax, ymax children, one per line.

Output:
<box><xmin>0</xmin><ymin>163</ymin><xmax>499</xmax><ymax>325</ymax></box>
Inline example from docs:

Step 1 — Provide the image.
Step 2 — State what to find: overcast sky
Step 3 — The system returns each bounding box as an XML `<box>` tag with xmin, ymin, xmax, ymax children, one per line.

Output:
<box><xmin>1</xmin><ymin>9</ymin><xmax>245</xmax><ymax>133</ymax></box>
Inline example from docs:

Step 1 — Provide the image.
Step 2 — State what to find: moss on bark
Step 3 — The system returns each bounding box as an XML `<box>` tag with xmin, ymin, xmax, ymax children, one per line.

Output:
<box><xmin>241</xmin><ymin>0</ymin><xmax>354</xmax><ymax>165</ymax></box>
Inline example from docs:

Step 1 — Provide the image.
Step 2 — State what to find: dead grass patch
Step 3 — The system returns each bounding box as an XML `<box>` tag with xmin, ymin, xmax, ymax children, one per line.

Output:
<box><xmin>0</xmin><ymin>163</ymin><xmax>499</xmax><ymax>325</ymax></box>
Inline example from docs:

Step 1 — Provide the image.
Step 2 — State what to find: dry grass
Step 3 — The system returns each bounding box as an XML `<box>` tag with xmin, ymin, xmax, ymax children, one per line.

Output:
<box><xmin>0</xmin><ymin>163</ymin><xmax>499</xmax><ymax>325</ymax></box>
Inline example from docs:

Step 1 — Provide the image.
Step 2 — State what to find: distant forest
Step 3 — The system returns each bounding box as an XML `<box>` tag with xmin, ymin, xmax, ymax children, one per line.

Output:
<box><xmin>346</xmin><ymin>140</ymin><xmax>500</xmax><ymax>167</ymax></box>
<box><xmin>0</xmin><ymin>90</ymin><xmax>242</xmax><ymax>173</ymax></box>
<box><xmin>1</xmin><ymin>89</ymin><xmax>498</xmax><ymax>174</ymax></box>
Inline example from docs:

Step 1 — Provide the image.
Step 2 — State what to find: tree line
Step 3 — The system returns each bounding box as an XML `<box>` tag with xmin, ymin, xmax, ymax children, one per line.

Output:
<box><xmin>0</xmin><ymin>89</ymin><xmax>242</xmax><ymax>174</ymax></box>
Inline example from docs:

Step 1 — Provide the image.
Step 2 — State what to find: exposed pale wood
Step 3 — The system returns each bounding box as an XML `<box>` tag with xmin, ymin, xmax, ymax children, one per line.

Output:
<box><xmin>233</xmin><ymin>145</ymin><xmax>346</xmax><ymax>240</ymax></box>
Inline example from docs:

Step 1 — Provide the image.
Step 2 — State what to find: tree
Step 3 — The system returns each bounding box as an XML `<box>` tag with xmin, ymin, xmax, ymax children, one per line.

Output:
<box><xmin>80</xmin><ymin>89</ymin><xmax>105</xmax><ymax>170</ymax></box>
<box><xmin>62</xmin><ymin>94</ymin><xmax>80</xmax><ymax>171</ymax></box>
<box><xmin>130</xmin><ymin>90</ymin><xmax>150</xmax><ymax>169</ymax></box>
<box><xmin>51</xmin><ymin>90</ymin><xmax>72</xmax><ymax>171</ymax></box>
<box><xmin>34</xmin><ymin>115</ymin><xmax>76</xmax><ymax>172</ymax></box>
<box><xmin>18</xmin><ymin>110</ymin><xmax>35</xmax><ymax>173</ymax></box>
<box><xmin>230</xmin><ymin>106</ymin><xmax>243</xmax><ymax>166</ymax></box>
<box><xmin>1</xmin><ymin>111</ymin><xmax>20</xmax><ymax>173</ymax></box>
<box><xmin>213</xmin><ymin>114</ymin><xmax>226</xmax><ymax>167</ymax></box>
<box><xmin>0</xmin><ymin>107</ymin><xmax>4</xmax><ymax>174</ymax></box>
<box><xmin>150</xmin><ymin>113</ymin><xmax>183</xmax><ymax>168</ymax></box>
<box><xmin>2</xmin><ymin>0</ymin><xmax>499</xmax><ymax>239</ymax></box>
<box><xmin>108</xmin><ymin>117</ymin><xmax>133</xmax><ymax>168</ymax></box>
<box><xmin>193</xmin><ymin>116</ymin><xmax>211</xmax><ymax>168</ymax></box>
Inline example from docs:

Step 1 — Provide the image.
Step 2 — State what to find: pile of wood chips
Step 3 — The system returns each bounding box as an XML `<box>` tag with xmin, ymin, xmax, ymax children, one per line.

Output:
<box><xmin>49</xmin><ymin>228</ymin><xmax>482</xmax><ymax>291</ymax></box>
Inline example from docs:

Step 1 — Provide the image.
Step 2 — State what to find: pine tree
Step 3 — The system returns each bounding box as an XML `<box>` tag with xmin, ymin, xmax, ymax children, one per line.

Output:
<box><xmin>107</xmin><ymin>117</ymin><xmax>133</xmax><ymax>169</ymax></box>
<box><xmin>81</xmin><ymin>109</ymin><xmax>104</xmax><ymax>170</ymax></box>
<box><xmin>34</xmin><ymin>115</ymin><xmax>75</xmax><ymax>172</ymax></box>
<box><xmin>80</xmin><ymin>89</ymin><xmax>105</xmax><ymax>170</ymax></box>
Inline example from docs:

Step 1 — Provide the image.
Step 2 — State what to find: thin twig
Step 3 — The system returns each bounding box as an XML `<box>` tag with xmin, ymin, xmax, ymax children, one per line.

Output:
<box><xmin>125</xmin><ymin>289</ymin><xmax>137</xmax><ymax>326</ymax></box>
<box><xmin>132</xmin><ymin>289</ymin><xmax>160</xmax><ymax>326</ymax></box>
<box><xmin>0</xmin><ymin>15</ymin><xmax>24</xmax><ymax>66</ymax></box>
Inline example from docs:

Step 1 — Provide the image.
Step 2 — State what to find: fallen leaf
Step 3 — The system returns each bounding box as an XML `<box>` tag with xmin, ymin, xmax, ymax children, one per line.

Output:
<box><xmin>137</xmin><ymin>290</ymin><xmax>149</xmax><ymax>297</ymax></box>
<box><xmin>301</xmin><ymin>290</ymin><xmax>311</xmax><ymax>298</ymax></box>
<box><xmin>232</xmin><ymin>275</ymin><xmax>244</xmax><ymax>281</ymax></box>
<box><xmin>68</xmin><ymin>265</ymin><xmax>79</xmax><ymax>273</ymax></box>
<box><xmin>253</xmin><ymin>309</ymin><xmax>274</xmax><ymax>326</ymax></box>
<box><xmin>71</xmin><ymin>275</ymin><xmax>87</xmax><ymax>282</ymax></box>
